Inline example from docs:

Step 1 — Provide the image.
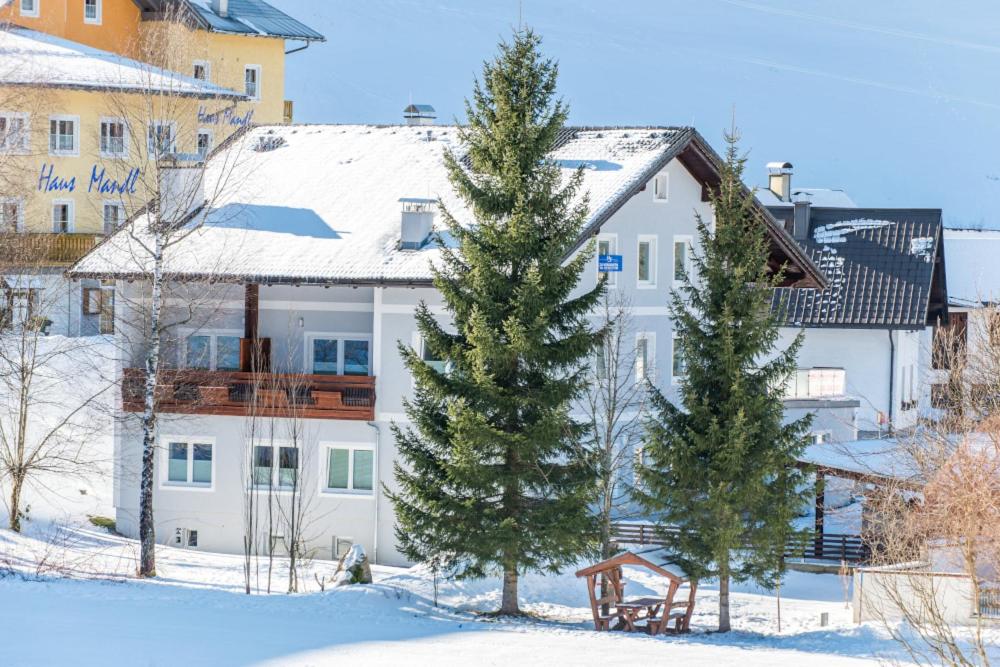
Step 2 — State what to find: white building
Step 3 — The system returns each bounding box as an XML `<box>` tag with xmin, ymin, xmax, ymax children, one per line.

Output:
<box><xmin>760</xmin><ymin>165</ymin><xmax>948</xmax><ymax>440</ymax></box>
<box><xmin>70</xmin><ymin>122</ymin><xmax>838</xmax><ymax>565</ymax></box>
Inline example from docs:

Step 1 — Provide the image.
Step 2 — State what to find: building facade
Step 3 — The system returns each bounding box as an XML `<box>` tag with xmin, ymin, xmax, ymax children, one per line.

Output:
<box><xmin>70</xmin><ymin>123</ymin><xmax>826</xmax><ymax>565</ymax></box>
<box><xmin>0</xmin><ymin>0</ymin><xmax>322</xmax><ymax>335</ymax></box>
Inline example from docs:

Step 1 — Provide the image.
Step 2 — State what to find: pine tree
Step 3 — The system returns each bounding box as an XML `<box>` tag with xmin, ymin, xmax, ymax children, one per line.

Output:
<box><xmin>387</xmin><ymin>29</ymin><xmax>604</xmax><ymax>616</ymax></box>
<box><xmin>635</xmin><ymin>128</ymin><xmax>811</xmax><ymax>632</ymax></box>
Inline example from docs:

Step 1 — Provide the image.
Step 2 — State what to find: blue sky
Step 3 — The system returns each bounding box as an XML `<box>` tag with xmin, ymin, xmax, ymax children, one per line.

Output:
<box><xmin>274</xmin><ymin>0</ymin><xmax>1000</xmax><ymax>228</ymax></box>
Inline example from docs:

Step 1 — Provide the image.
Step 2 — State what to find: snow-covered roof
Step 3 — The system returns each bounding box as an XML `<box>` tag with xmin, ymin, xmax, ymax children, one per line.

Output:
<box><xmin>756</xmin><ymin>187</ymin><xmax>857</xmax><ymax>208</ymax></box>
<box><xmin>71</xmin><ymin>124</ymin><xmax>701</xmax><ymax>284</ymax></box>
<box><xmin>0</xmin><ymin>27</ymin><xmax>245</xmax><ymax>98</ymax></box>
<box><xmin>942</xmin><ymin>228</ymin><xmax>1000</xmax><ymax>306</ymax></box>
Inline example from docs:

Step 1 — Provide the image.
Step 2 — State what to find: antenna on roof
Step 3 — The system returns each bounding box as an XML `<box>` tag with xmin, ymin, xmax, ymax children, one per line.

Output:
<box><xmin>518</xmin><ymin>0</ymin><xmax>523</xmax><ymax>29</ymax></box>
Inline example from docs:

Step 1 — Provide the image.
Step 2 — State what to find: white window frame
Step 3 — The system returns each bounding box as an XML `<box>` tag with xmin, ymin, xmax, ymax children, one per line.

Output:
<box><xmin>636</xmin><ymin>234</ymin><xmax>657</xmax><ymax>288</ymax></box>
<box><xmin>51</xmin><ymin>199</ymin><xmax>74</xmax><ymax>233</ymax></box>
<box><xmin>672</xmin><ymin>234</ymin><xmax>692</xmax><ymax>286</ymax></box>
<box><xmin>635</xmin><ymin>331</ymin><xmax>655</xmax><ymax>385</ymax></box>
<box><xmin>83</xmin><ymin>0</ymin><xmax>102</xmax><ymax>24</ymax></box>
<box><xmin>179</xmin><ymin>328</ymin><xmax>242</xmax><ymax>371</ymax></box>
<box><xmin>0</xmin><ymin>197</ymin><xmax>25</xmax><ymax>232</ymax></box>
<box><xmin>48</xmin><ymin>114</ymin><xmax>79</xmax><ymax>157</ymax></box>
<box><xmin>160</xmin><ymin>435</ymin><xmax>215</xmax><ymax>491</ymax></box>
<box><xmin>410</xmin><ymin>331</ymin><xmax>453</xmax><ymax>388</ymax></box>
<box><xmin>250</xmin><ymin>439</ymin><xmax>300</xmax><ymax>491</ymax></box>
<box><xmin>596</xmin><ymin>233</ymin><xmax>618</xmax><ymax>287</ymax></box>
<box><xmin>320</xmin><ymin>442</ymin><xmax>376</xmax><ymax>496</ymax></box>
<box><xmin>98</xmin><ymin>116</ymin><xmax>128</xmax><ymax>158</ymax></box>
<box><xmin>192</xmin><ymin>59</ymin><xmax>211</xmax><ymax>82</ymax></box>
<box><xmin>652</xmin><ymin>172</ymin><xmax>669</xmax><ymax>202</ymax></box>
<box><xmin>810</xmin><ymin>430</ymin><xmax>833</xmax><ymax>445</ymax></box>
<box><xmin>244</xmin><ymin>65</ymin><xmax>262</xmax><ymax>102</ymax></box>
<box><xmin>102</xmin><ymin>200</ymin><xmax>125</xmax><ymax>235</ymax></box>
<box><xmin>671</xmin><ymin>333</ymin><xmax>686</xmax><ymax>385</ymax></box>
<box><xmin>147</xmin><ymin>120</ymin><xmax>177</xmax><ymax>157</ymax></box>
<box><xmin>196</xmin><ymin>129</ymin><xmax>213</xmax><ymax>159</ymax></box>
<box><xmin>0</xmin><ymin>111</ymin><xmax>30</xmax><ymax>154</ymax></box>
<box><xmin>303</xmin><ymin>332</ymin><xmax>373</xmax><ymax>376</ymax></box>
<box><xmin>19</xmin><ymin>0</ymin><xmax>39</xmax><ymax>18</ymax></box>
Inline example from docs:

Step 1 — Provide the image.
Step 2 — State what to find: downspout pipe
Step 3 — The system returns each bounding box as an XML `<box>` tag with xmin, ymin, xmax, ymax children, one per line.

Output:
<box><xmin>887</xmin><ymin>329</ymin><xmax>895</xmax><ymax>435</ymax></box>
<box><xmin>366</xmin><ymin>420</ymin><xmax>380</xmax><ymax>565</ymax></box>
<box><xmin>285</xmin><ymin>41</ymin><xmax>311</xmax><ymax>56</ymax></box>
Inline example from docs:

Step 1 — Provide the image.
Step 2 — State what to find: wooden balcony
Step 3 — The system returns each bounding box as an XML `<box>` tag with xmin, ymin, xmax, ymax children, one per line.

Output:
<box><xmin>122</xmin><ymin>368</ymin><xmax>376</xmax><ymax>421</ymax></box>
<box><xmin>0</xmin><ymin>233</ymin><xmax>103</xmax><ymax>268</ymax></box>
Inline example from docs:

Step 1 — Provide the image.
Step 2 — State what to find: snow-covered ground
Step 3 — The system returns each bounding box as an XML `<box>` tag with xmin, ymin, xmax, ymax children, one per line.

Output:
<box><xmin>0</xmin><ymin>520</ymin><xmax>928</xmax><ymax>667</ymax></box>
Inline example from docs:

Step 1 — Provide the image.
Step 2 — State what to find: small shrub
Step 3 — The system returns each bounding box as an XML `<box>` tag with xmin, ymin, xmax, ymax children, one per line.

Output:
<box><xmin>87</xmin><ymin>515</ymin><xmax>116</xmax><ymax>532</ymax></box>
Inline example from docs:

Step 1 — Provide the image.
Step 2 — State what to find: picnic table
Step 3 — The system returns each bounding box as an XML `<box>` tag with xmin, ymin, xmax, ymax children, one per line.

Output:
<box><xmin>575</xmin><ymin>547</ymin><xmax>698</xmax><ymax>635</ymax></box>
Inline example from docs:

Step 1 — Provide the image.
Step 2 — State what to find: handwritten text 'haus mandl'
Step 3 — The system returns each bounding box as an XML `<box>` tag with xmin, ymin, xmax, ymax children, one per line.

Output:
<box><xmin>69</xmin><ymin>121</ymin><xmax>826</xmax><ymax>565</ymax></box>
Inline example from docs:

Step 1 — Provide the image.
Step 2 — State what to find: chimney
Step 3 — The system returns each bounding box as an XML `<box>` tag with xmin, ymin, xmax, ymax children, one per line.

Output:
<box><xmin>767</xmin><ymin>161</ymin><xmax>793</xmax><ymax>202</ymax></box>
<box><xmin>398</xmin><ymin>198</ymin><xmax>435</xmax><ymax>250</ymax></box>
<box><xmin>211</xmin><ymin>0</ymin><xmax>229</xmax><ymax>17</ymax></box>
<box><xmin>792</xmin><ymin>199</ymin><xmax>811</xmax><ymax>241</ymax></box>
<box><xmin>403</xmin><ymin>104</ymin><xmax>436</xmax><ymax>126</ymax></box>
<box><xmin>159</xmin><ymin>165</ymin><xmax>205</xmax><ymax>224</ymax></box>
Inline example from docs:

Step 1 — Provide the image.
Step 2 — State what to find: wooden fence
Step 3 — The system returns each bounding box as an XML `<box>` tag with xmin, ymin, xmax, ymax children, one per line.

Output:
<box><xmin>612</xmin><ymin>522</ymin><xmax>870</xmax><ymax>565</ymax></box>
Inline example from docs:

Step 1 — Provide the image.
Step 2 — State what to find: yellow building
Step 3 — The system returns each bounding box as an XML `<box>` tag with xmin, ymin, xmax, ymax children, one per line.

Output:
<box><xmin>0</xmin><ymin>1</ymin><xmax>323</xmax><ymax>335</ymax></box>
<box><xmin>2</xmin><ymin>0</ymin><xmax>324</xmax><ymax>126</ymax></box>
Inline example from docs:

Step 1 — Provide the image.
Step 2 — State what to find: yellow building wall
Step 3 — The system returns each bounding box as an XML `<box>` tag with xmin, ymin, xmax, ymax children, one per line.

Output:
<box><xmin>0</xmin><ymin>86</ymin><xmax>244</xmax><ymax>235</ymax></box>
<box><xmin>0</xmin><ymin>0</ymin><xmax>143</xmax><ymax>53</ymax></box>
<box><xmin>3</xmin><ymin>1</ymin><xmax>289</xmax><ymax>125</ymax></box>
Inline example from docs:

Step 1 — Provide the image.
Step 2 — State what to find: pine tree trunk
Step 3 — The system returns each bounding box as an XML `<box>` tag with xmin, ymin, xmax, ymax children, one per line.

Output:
<box><xmin>138</xmin><ymin>239</ymin><xmax>165</xmax><ymax>578</ymax></box>
<box><xmin>718</xmin><ymin>561</ymin><xmax>731</xmax><ymax>632</ymax></box>
<box><xmin>8</xmin><ymin>474</ymin><xmax>23</xmax><ymax>532</ymax></box>
<box><xmin>500</xmin><ymin>563</ymin><xmax>520</xmax><ymax>615</ymax></box>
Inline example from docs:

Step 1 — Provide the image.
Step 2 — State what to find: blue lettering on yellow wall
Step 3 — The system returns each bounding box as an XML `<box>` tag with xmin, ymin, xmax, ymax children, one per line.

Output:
<box><xmin>37</xmin><ymin>163</ymin><xmax>76</xmax><ymax>193</ymax></box>
<box><xmin>88</xmin><ymin>165</ymin><xmax>140</xmax><ymax>195</ymax></box>
<box><xmin>197</xmin><ymin>105</ymin><xmax>254</xmax><ymax>127</ymax></box>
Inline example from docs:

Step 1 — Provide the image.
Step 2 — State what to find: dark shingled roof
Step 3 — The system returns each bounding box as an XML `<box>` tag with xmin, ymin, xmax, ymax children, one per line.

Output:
<box><xmin>770</xmin><ymin>207</ymin><xmax>948</xmax><ymax>329</ymax></box>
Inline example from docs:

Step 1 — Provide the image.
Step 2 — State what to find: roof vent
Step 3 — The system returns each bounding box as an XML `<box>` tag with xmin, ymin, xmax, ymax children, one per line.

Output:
<box><xmin>767</xmin><ymin>161</ymin><xmax>793</xmax><ymax>202</ymax></box>
<box><xmin>399</xmin><ymin>198</ymin><xmax>436</xmax><ymax>250</ymax></box>
<box><xmin>404</xmin><ymin>104</ymin><xmax>436</xmax><ymax>126</ymax></box>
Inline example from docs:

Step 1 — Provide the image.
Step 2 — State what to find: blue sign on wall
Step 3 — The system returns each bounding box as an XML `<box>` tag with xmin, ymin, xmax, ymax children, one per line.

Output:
<box><xmin>598</xmin><ymin>254</ymin><xmax>623</xmax><ymax>272</ymax></box>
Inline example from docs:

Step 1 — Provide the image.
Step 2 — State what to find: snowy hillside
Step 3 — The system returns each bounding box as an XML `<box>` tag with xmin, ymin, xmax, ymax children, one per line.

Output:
<box><xmin>273</xmin><ymin>0</ymin><xmax>1000</xmax><ymax>228</ymax></box>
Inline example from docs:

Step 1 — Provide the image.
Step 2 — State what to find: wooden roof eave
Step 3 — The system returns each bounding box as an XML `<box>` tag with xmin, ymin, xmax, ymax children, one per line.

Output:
<box><xmin>575</xmin><ymin>551</ymin><xmax>688</xmax><ymax>583</ymax></box>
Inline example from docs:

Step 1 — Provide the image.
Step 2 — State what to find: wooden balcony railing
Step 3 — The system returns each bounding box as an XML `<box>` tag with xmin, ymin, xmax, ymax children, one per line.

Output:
<box><xmin>122</xmin><ymin>368</ymin><xmax>376</xmax><ymax>421</ymax></box>
<box><xmin>0</xmin><ymin>233</ymin><xmax>103</xmax><ymax>268</ymax></box>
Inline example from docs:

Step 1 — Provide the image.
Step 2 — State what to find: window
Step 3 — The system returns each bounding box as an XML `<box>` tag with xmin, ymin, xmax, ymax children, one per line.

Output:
<box><xmin>196</xmin><ymin>130</ymin><xmax>212</xmax><ymax>159</ymax></box>
<box><xmin>0</xmin><ymin>287</ymin><xmax>40</xmax><ymax>331</ymax></box>
<box><xmin>99</xmin><ymin>283</ymin><xmax>114</xmax><ymax>334</ymax></box>
<box><xmin>164</xmin><ymin>438</ymin><xmax>213</xmax><ymax>487</ymax></box>
<box><xmin>19</xmin><ymin>0</ymin><xmax>38</xmax><ymax>18</ymax></box>
<box><xmin>413</xmin><ymin>333</ymin><xmax>451</xmax><ymax>375</ymax></box>
<box><xmin>637</xmin><ymin>235</ymin><xmax>657</xmax><ymax>287</ymax></box>
<box><xmin>652</xmin><ymin>172</ymin><xmax>669</xmax><ymax>202</ymax></box>
<box><xmin>333</xmin><ymin>536</ymin><xmax>354</xmax><ymax>558</ymax></box>
<box><xmin>183</xmin><ymin>331</ymin><xmax>241</xmax><ymax>371</ymax></box>
<box><xmin>52</xmin><ymin>200</ymin><xmax>73</xmax><ymax>233</ymax></box>
<box><xmin>671</xmin><ymin>334</ymin><xmax>686</xmax><ymax>382</ymax></box>
<box><xmin>596</xmin><ymin>234</ymin><xmax>617</xmax><ymax>286</ymax></box>
<box><xmin>673</xmin><ymin>236</ymin><xmax>692</xmax><ymax>284</ymax></box>
<box><xmin>244</xmin><ymin>65</ymin><xmax>261</xmax><ymax>101</ymax></box>
<box><xmin>103</xmin><ymin>201</ymin><xmax>124</xmax><ymax>234</ymax></box>
<box><xmin>99</xmin><ymin>118</ymin><xmax>126</xmax><ymax>157</ymax></box>
<box><xmin>785</xmin><ymin>368</ymin><xmax>846</xmax><ymax>399</ymax></box>
<box><xmin>147</xmin><ymin>121</ymin><xmax>175</xmax><ymax>157</ymax></box>
<box><xmin>306</xmin><ymin>334</ymin><xmax>371</xmax><ymax>376</ymax></box>
<box><xmin>252</xmin><ymin>443</ymin><xmax>299</xmax><ymax>489</ymax></box>
<box><xmin>810</xmin><ymin>431</ymin><xmax>832</xmax><ymax>445</ymax></box>
<box><xmin>325</xmin><ymin>445</ymin><xmax>374</xmax><ymax>493</ymax></box>
<box><xmin>933</xmin><ymin>312</ymin><xmax>968</xmax><ymax>370</ymax></box>
<box><xmin>48</xmin><ymin>116</ymin><xmax>78</xmax><ymax>155</ymax></box>
<box><xmin>173</xmin><ymin>528</ymin><xmax>198</xmax><ymax>548</ymax></box>
<box><xmin>636</xmin><ymin>333</ymin><xmax>654</xmax><ymax>383</ymax></box>
<box><xmin>595</xmin><ymin>342</ymin><xmax>607</xmax><ymax>381</ymax></box>
<box><xmin>84</xmin><ymin>0</ymin><xmax>101</xmax><ymax>24</ymax></box>
<box><xmin>0</xmin><ymin>199</ymin><xmax>23</xmax><ymax>232</ymax></box>
<box><xmin>193</xmin><ymin>60</ymin><xmax>210</xmax><ymax>82</ymax></box>
<box><xmin>0</xmin><ymin>112</ymin><xmax>29</xmax><ymax>153</ymax></box>
<box><xmin>930</xmin><ymin>383</ymin><xmax>950</xmax><ymax>409</ymax></box>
